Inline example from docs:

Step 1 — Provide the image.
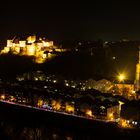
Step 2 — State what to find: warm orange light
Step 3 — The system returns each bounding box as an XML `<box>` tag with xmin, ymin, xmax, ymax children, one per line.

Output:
<box><xmin>43</xmin><ymin>42</ymin><xmax>50</xmax><ymax>47</ymax></box>
<box><xmin>7</xmin><ymin>40</ymin><xmax>13</xmax><ymax>47</ymax></box>
<box><xmin>86</xmin><ymin>110</ymin><xmax>92</xmax><ymax>117</ymax></box>
<box><xmin>42</xmin><ymin>54</ymin><xmax>47</xmax><ymax>59</ymax></box>
<box><xmin>0</xmin><ymin>36</ymin><xmax>59</xmax><ymax>64</ymax></box>
<box><xmin>1</xmin><ymin>94</ymin><xmax>5</xmax><ymax>100</ymax></box>
<box><xmin>37</xmin><ymin>99</ymin><xmax>43</xmax><ymax>107</ymax></box>
<box><xmin>27</xmin><ymin>35</ymin><xmax>36</xmax><ymax>43</ymax></box>
<box><xmin>51</xmin><ymin>100</ymin><xmax>56</xmax><ymax>106</ymax></box>
<box><xmin>118</xmin><ymin>74</ymin><xmax>125</xmax><ymax>82</ymax></box>
<box><xmin>66</xmin><ymin>104</ymin><xmax>74</xmax><ymax>113</ymax></box>
<box><xmin>27</xmin><ymin>45</ymin><xmax>35</xmax><ymax>56</ymax></box>
<box><xmin>109</xmin><ymin>113</ymin><xmax>113</xmax><ymax>117</ymax></box>
<box><xmin>54</xmin><ymin>103</ymin><xmax>61</xmax><ymax>110</ymax></box>
<box><xmin>108</xmin><ymin>113</ymin><xmax>114</xmax><ymax>120</ymax></box>
<box><xmin>19</xmin><ymin>41</ymin><xmax>26</xmax><ymax>47</ymax></box>
<box><xmin>14</xmin><ymin>47</ymin><xmax>20</xmax><ymax>54</ymax></box>
<box><xmin>2</xmin><ymin>47</ymin><xmax>10</xmax><ymax>53</ymax></box>
<box><xmin>119</xmin><ymin>119</ymin><xmax>132</xmax><ymax>128</ymax></box>
<box><xmin>51</xmin><ymin>100</ymin><xmax>61</xmax><ymax>110</ymax></box>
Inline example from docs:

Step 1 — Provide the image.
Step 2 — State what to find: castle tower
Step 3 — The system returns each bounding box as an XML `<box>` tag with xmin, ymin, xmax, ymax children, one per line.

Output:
<box><xmin>134</xmin><ymin>51</ymin><xmax>140</xmax><ymax>91</ymax></box>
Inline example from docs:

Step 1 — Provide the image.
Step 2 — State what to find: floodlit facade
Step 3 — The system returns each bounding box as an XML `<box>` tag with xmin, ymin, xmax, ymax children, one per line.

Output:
<box><xmin>0</xmin><ymin>35</ymin><xmax>66</xmax><ymax>63</ymax></box>
<box><xmin>107</xmin><ymin>104</ymin><xmax>120</xmax><ymax>120</ymax></box>
<box><xmin>134</xmin><ymin>51</ymin><xmax>140</xmax><ymax>91</ymax></box>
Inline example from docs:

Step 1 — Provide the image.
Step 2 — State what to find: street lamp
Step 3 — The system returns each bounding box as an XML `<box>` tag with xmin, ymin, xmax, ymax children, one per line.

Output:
<box><xmin>118</xmin><ymin>73</ymin><xmax>126</xmax><ymax>96</ymax></box>
<box><xmin>118</xmin><ymin>74</ymin><xmax>125</xmax><ymax>82</ymax></box>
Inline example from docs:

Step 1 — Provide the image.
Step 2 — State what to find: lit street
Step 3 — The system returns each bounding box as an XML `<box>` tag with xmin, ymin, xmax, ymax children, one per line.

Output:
<box><xmin>0</xmin><ymin>99</ymin><xmax>115</xmax><ymax>123</ymax></box>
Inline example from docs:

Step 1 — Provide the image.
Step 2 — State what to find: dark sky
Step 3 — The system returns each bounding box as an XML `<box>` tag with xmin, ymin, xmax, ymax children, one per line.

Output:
<box><xmin>0</xmin><ymin>1</ymin><xmax>140</xmax><ymax>43</ymax></box>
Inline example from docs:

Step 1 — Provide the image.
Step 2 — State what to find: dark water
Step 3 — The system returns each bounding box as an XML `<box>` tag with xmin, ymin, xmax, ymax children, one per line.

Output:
<box><xmin>0</xmin><ymin>102</ymin><xmax>139</xmax><ymax>140</ymax></box>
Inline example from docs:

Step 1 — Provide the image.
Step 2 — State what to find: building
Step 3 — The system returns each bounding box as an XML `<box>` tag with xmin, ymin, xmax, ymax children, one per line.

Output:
<box><xmin>120</xmin><ymin>101</ymin><xmax>140</xmax><ymax>128</ymax></box>
<box><xmin>113</xmin><ymin>83</ymin><xmax>135</xmax><ymax>100</ymax></box>
<box><xmin>134</xmin><ymin>50</ymin><xmax>140</xmax><ymax>91</ymax></box>
<box><xmin>0</xmin><ymin>35</ymin><xmax>66</xmax><ymax>63</ymax></box>
<box><xmin>75</xmin><ymin>94</ymin><xmax>120</xmax><ymax>120</ymax></box>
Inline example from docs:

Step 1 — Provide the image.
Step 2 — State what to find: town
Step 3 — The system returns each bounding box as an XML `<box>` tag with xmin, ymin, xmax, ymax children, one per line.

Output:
<box><xmin>0</xmin><ymin>35</ymin><xmax>140</xmax><ymax>130</ymax></box>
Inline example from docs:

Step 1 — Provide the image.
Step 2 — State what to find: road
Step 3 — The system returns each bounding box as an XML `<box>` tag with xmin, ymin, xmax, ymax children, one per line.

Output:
<box><xmin>0</xmin><ymin>99</ymin><xmax>116</xmax><ymax>123</ymax></box>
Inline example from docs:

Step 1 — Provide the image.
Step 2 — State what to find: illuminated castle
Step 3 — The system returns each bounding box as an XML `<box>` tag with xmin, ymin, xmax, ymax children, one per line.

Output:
<box><xmin>134</xmin><ymin>50</ymin><xmax>140</xmax><ymax>91</ymax></box>
<box><xmin>0</xmin><ymin>35</ymin><xmax>64</xmax><ymax>63</ymax></box>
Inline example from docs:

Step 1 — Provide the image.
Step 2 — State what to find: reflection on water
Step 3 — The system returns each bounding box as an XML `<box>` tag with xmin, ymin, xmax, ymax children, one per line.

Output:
<box><xmin>66</xmin><ymin>136</ymin><xmax>72</xmax><ymax>140</ymax></box>
<box><xmin>1</xmin><ymin>117</ymin><xmax>140</xmax><ymax>140</ymax></box>
<box><xmin>0</xmin><ymin>118</ymin><xmax>74</xmax><ymax>140</ymax></box>
<box><xmin>0</xmin><ymin>103</ymin><xmax>140</xmax><ymax>140</ymax></box>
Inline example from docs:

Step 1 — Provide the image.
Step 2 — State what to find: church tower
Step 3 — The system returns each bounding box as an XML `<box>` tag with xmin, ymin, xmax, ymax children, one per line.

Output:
<box><xmin>134</xmin><ymin>51</ymin><xmax>140</xmax><ymax>91</ymax></box>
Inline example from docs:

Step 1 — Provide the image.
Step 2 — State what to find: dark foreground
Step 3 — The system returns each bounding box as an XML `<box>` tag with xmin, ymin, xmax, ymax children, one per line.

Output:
<box><xmin>0</xmin><ymin>102</ymin><xmax>139</xmax><ymax>140</ymax></box>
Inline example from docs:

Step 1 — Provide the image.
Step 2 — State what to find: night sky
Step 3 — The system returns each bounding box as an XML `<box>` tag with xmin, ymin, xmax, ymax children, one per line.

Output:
<box><xmin>0</xmin><ymin>1</ymin><xmax>140</xmax><ymax>43</ymax></box>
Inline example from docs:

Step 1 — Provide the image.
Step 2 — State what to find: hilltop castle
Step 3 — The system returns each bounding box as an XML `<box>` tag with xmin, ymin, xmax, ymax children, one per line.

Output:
<box><xmin>0</xmin><ymin>35</ymin><xmax>65</xmax><ymax>63</ymax></box>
